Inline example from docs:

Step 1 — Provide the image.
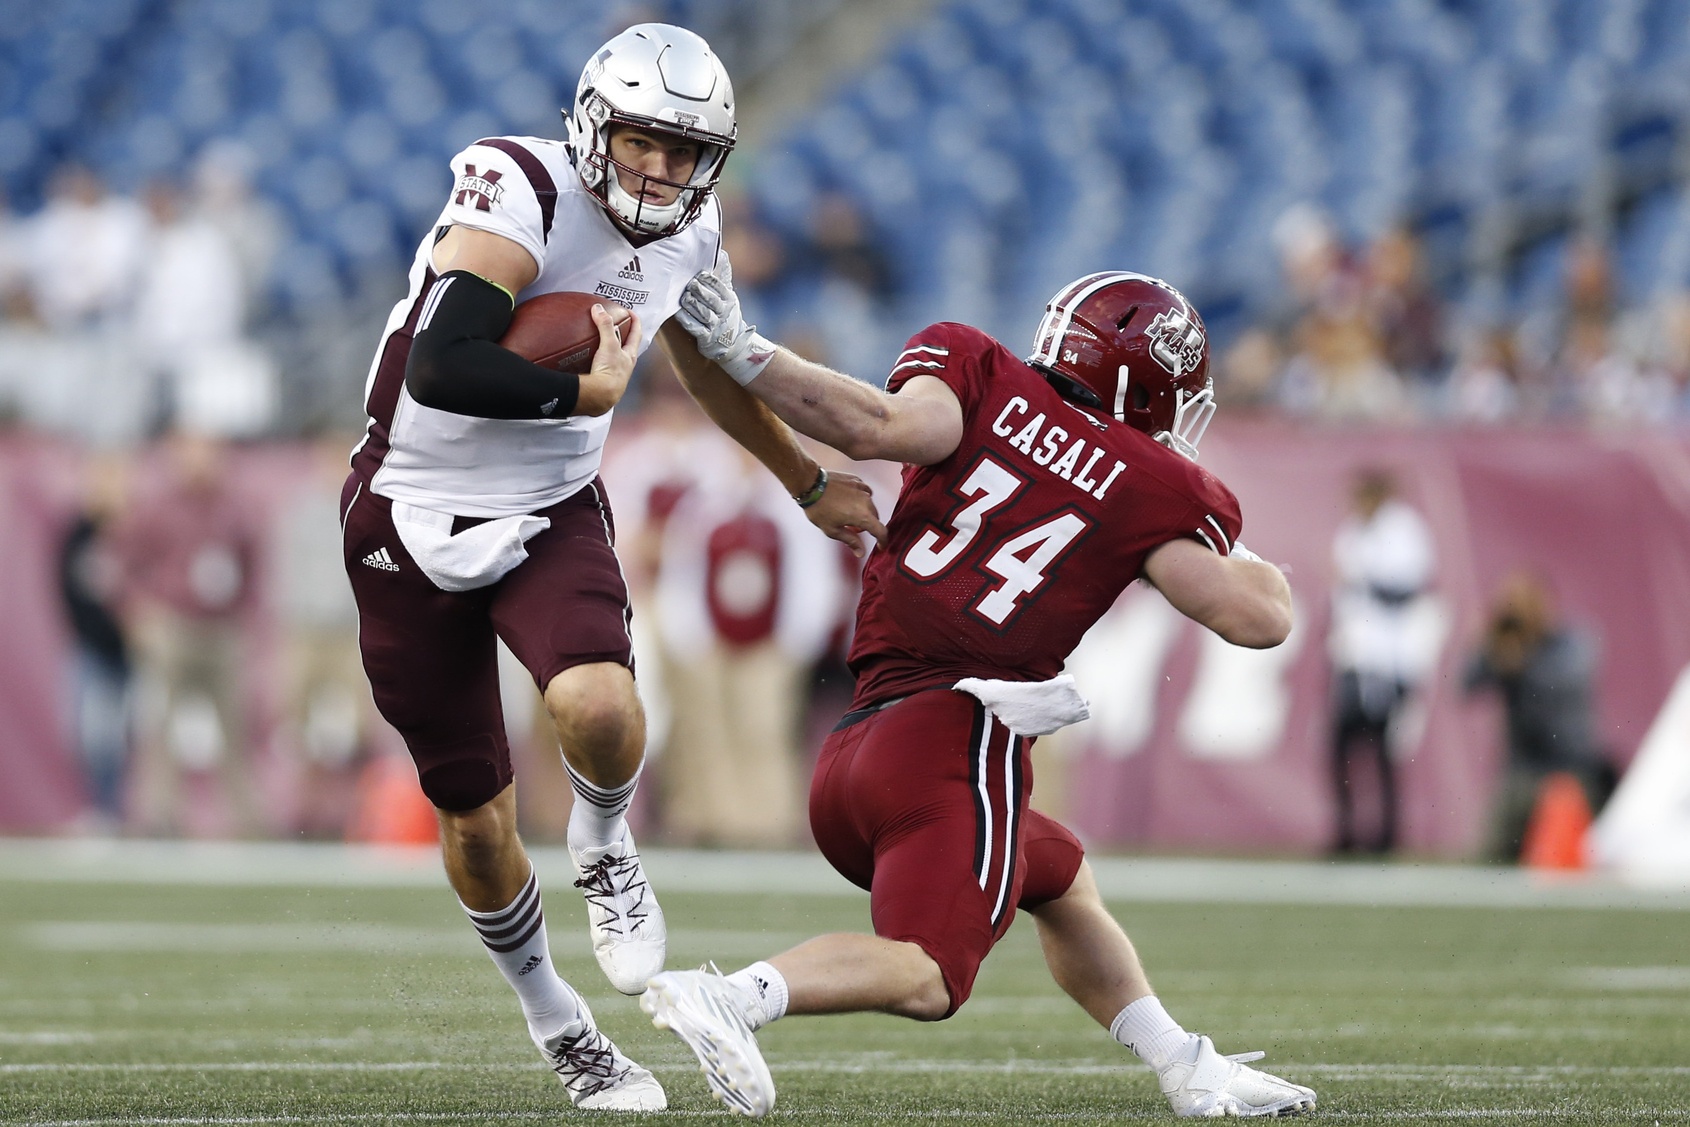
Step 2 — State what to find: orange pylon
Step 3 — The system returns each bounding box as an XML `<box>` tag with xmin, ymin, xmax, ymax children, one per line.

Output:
<box><xmin>345</xmin><ymin>755</ymin><xmax>439</xmax><ymax>845</ymax></box>
<box><xmin>1520</xmin><ymin>771</ymin><xmax>1592</xmax><ymax>870</ymax></box>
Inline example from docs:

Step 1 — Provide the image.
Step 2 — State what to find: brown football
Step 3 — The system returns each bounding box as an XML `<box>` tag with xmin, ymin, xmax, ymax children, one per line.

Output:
<box><xmin>498</xmin><ymin>291</ymin><xmax>632</xmax><ymax>374</ymax></box>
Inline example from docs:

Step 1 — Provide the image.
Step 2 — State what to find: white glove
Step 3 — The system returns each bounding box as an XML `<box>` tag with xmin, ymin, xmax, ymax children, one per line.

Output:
<box><xmin>676</xmin><ymin>268</ymin><xmax>777</xmax><ymax>385</ymax></box>
<box><xmin>1230</xmin><ymin>541</ymin><xmax>1263</xmax><ymax>563</ymax></box>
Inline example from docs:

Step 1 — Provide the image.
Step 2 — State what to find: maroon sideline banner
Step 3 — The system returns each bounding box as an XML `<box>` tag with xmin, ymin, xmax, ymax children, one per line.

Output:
<box><xmin>1046</xmin><ymin>422</ymin><xmax>1690</xmax><ymax>858</ymax></box>
<box><xmin>2</xmin><ymin>427</ymin><xmax>1688</xmax><ymax>857</ymax></box>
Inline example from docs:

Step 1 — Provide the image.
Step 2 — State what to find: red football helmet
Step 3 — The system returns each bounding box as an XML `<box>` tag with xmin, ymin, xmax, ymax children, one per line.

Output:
<box><xmin>1025</xmin><ymin>271</ymin><xmax>1215</xmax><ymax>459</ymax></box>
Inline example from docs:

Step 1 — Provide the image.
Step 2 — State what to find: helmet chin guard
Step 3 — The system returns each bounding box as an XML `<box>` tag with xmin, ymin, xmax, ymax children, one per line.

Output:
<box><xmin>600</xmin><ymin>155</ymin><xmax>693</xmax><ymax>235</ymax></box>
<box><xmin>1159</xmin><ymin>385</ymin><xmax>1216</xmax><ymax>460</ymax></box>
<box><xmin>565</xmin><ymin>23</ymin><xmax>736</xmax><ymax>239</ymax></box>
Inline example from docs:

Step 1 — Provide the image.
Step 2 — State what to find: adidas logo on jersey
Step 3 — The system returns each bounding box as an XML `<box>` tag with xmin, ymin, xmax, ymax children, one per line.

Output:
<box><xmin>362</xmin><ymin>547</ymin><xmax>401</xmax><ymax>572</ymax></box>
<box><xmin>617</xmin><ymin>255</ymin><xmax>643</xmax><ymax>282</ymax></box>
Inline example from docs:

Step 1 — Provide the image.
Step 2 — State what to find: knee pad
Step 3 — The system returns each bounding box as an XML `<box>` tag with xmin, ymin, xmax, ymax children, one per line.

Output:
<box><xmin>409</xmin><ymin>733</ymin><xmax>511</xmax><ymax>811</ymax></box>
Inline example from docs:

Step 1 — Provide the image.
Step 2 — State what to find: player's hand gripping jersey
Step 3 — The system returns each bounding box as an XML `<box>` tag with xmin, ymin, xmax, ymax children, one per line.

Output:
<box><xmin>353</xmin><ymin>136</ymin><xmax>725</xmax><ymax>518</ymax></box>
<box><xmin>848</xmin><ymin>323</ymin><xmax>1242</xmax><ymax>708</ymax></box>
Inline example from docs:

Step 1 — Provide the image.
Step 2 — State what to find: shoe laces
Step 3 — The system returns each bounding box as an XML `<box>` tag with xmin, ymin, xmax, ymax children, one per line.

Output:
<box><xmin>544</xmin><ymin>1024</ymin><xmax>630</xmax><ymax>1100</ymax></box>
<box><xmin>573</xmin><ymin>851</ymin><xmax>651</xmax><ymax>937</ymax></box>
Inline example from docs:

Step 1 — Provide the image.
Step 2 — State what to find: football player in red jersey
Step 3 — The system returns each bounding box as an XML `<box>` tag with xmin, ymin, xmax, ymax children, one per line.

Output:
<box><xmin>640</xmin><ymin>269</ymin><xmax>1317</xmax><ymax>1119</ymax></box>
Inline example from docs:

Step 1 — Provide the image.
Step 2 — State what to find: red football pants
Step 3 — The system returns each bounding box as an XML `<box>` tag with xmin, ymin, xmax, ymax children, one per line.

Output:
<box><xmin>809</xmin><ymin>689</ymin><xmax>1085</xmax><ymax>1015</ymax></box>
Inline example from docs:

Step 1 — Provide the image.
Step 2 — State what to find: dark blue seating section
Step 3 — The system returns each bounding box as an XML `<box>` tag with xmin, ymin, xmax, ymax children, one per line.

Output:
<box><xmin>0</xmin><ymin>0</ymin><xmax>838</xmax><ymax>311</ymax></box>
<box><xmin>745</xmin><ymin>0</ymin><xmax>1690</xmax><ymax>354</ymax></box>
<box><xmin>2</xmin><ymin>0</ymin><xmax>1685</xmax><ymax>354</ymax></box>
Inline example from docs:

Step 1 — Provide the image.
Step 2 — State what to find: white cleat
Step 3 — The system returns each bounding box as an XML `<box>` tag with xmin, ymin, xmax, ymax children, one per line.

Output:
<box><xmin>1159</xmin><ymin>1035</ymin><xmax>1317</xmax><ymax>1118</ymax></box>
<box><xmin>570</xmin><ymin>825</ymin><xmax>666</xmax><ymax>995</ymax></box>
<box><xmin>641</xmin><ymin>968</ymin><xmax>775</xmax><ymax>1118</ymax></box>
<box><xmin>536</xmin><ymin>1000</ymin><xmax>667</xmax><ymax>1111</ymax></box>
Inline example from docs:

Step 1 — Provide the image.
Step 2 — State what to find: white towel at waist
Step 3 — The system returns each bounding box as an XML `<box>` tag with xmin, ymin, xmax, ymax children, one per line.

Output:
<box><xmin>391</xmin><ymin>500</ymin><xmax>550</xmax><ymax>593</ymax></box>
<box><xmin>952</xmin><ymin>673</ymin><xmax>1091</xmax><ymax>737</ymax></box>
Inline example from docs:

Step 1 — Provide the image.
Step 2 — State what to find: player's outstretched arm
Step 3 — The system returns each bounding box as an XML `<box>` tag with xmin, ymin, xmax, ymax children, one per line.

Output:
<box><xmin>658</xmin><ymin>319</ymin><xmax>887</xmax><ymax>556</ymax></box>
<box><xmin>1141</xmin><ymin>537</ymin><xmax>1293</xmax><ymax>649</ymax></box>
<box><xmin>675</xmin><ymin>268</ymin><xmax>964</xmax><ymax>466</ymax></box>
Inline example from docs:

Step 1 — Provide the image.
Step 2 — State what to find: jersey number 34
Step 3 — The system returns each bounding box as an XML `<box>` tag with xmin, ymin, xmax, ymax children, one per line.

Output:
<box><xmin>902</xmin><ymin>457</ymin><xmax>1090</xmax><ymax>626</ymax></box>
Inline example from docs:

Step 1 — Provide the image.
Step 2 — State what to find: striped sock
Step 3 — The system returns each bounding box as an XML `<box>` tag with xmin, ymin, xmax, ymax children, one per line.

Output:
<box><xmin>564</xmin><ymin>759</ymin><xmax>641</xmax><ymax>854</ymax></box>
<box><xmin>461</xmin><ymin>868</ymin><xmax>580</xmax><ymax>1041</ymax></box>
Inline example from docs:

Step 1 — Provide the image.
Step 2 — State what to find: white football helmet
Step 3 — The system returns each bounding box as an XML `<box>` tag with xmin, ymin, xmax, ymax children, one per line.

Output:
<box><xmin>565</xmin><ymin>23</ymin><xmax>736</xmax><ymax>238</ymax></box>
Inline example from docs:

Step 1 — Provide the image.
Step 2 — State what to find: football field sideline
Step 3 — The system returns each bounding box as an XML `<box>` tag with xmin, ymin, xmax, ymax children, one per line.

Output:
<box><xmin>2</xmin><ymin>838</ymin><xmax>1687</xmax><ymax>911</ymax></box>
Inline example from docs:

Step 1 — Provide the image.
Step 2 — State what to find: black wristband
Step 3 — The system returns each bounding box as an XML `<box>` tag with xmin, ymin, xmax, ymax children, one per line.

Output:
<box><xmin>405</xmin><ymin>270</ymin><xmax>580</xmax><ymax>420</ymax></box>
<box><xmin>795</xmin><ymin>466</ymin><xmax>828</xmax><ymax>508</ymax></box>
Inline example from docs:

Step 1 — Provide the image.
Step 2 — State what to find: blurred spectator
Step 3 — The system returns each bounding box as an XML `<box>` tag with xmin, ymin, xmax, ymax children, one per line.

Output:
<box><xmin>1267</xmin><ymin>202</ymin><xmax>1350</xmax><ymax>334</ymax></box>
<box><xmin>57</xmin><ymin>454</ymin><xmax>134</xmax><ymax>830</ymax></box>
<box><xmin>274</xmin><ymin>434</ymin><xmax>370</xmax><ymax>838</ymax></box>
<box><xmin>600</xmin><ymin>357</ymin><xmax>742</xmax><ymax>774</ymax></box>
<box><xmin>135</xmin><ymin>177</ymin><xmax>275</xmax><ymax>438</ymax></box>
<box><xmin>1361</xmin><ymin>225</ymin><xmax>1446</xmax><ymax>390</ymax></box>
<box><xmin>20</xmin><ymin>164</ymin><xmax>147</xmax><ymax>332</ymax></box>
<box><xmin>1446</xmin><ymin>327</ymin><xmax>1524</xmax><ymax>423</ymax></box>
<box><xmin>652</xmin><ymin>444</ymin><xmax>847</xmax><ymax>848</ymax></box>
<box><xmin>1279</xmin><ymin>306</ymin><xmax>1410</xmax><ymax>423</ymax></box>
<box><xmin>805</xmin><ymin>191</ymin><xmax>893</xmax><ymax>299</ymax></box>
<box><xmin>1561</xmin><ymin>318</ymin><xmax>1674</xmax><ymax>425</ymax></box>
<box><xmin>192</xmin><ymin>141</ymin><xmax>284</xmax><ymax>327</ymax></box>
<box><xmin>1328</xmin><ymin>469</ymin><xmax>1437</xmax><ymax>855</ymax></box>
<box><xmin>0</xmin><ymin>189</ymin><xmax>28</xmax><ymax>322</ymax></box>
<box><xmin>1214</xmin><ymin>326</ymin><xmax>1284</xmax><ymax>415</ymax></box>
<box><xmin>117</xmin><ymin>431</ymin><xmax>265</xmax><ymax>837</ymax></box>
<box><xmin>718</xmin><ymin>191</ymin><xmax>787</xmax><ymax>295</ymax></box>
<box><xmin>1517</xmin><ymin>232</ymin><xmax>1618</xmax><ymax>417</ymax></box>
<box><xmin>1650</xmin><ymin>291</ymin><xmax>1690</xmax><ymax>417</ymax></box>
<box><xmin>1268</xmin><ymin>203</ymin><xmax>1413</xmax><ymax>423</ymax></box>
<box><xmin>788</xmin><ymin>192</ymin><xmax>894</xmax><ymax>387</ymax></box>
<box><xmin>1463</xmin><ymin>572</ymin><xmax>1610</xmax><ymax>863</ymax></box>
<box><xmin>8</xmin><ymin>166</ymin><xmax>149</xmax><ymax>445</ymax></box>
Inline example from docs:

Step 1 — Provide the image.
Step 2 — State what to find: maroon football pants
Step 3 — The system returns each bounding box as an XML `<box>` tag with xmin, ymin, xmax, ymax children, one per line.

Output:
<box><xmin>810</xmin><ymin>689</ymin><xmax>1085</xmax><ymax>1015</ymax></box>
<box><xmin>341</xmin><ymin>472</ymin><xmax>634</xmax><ymax>811</ymax></box>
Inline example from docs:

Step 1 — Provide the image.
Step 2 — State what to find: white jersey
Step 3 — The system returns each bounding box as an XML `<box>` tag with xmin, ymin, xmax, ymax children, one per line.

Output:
<box><xmin>353</xmin><ymin>135</ymin><xmax>725</xmax><ymax>518</ymax></box>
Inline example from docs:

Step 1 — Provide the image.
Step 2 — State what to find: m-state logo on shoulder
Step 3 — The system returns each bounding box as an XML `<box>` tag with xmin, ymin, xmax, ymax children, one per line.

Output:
<box><xmin>454</xmin><ymin>165</ymin><xmax>504</xmax><ymax>212</ymax></box>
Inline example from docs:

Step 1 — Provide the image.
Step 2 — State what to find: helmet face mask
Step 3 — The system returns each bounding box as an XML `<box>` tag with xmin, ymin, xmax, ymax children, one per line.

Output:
<box><xmin>565</xmin><ymin>24</ymin><xmax>736</xmax><ymax>238</ymax></box>
<box><xmin>1026</xmin><ymin>271</ymin><xmax>1215</xmax><ymax>458</ymax></box>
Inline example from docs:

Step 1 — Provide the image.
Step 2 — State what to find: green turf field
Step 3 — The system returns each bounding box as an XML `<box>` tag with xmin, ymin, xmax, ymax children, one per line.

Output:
<box><xmin>2</xmin><ymin>848</ymin><xmax>1688</xmax><ymax>1125</ymax></box>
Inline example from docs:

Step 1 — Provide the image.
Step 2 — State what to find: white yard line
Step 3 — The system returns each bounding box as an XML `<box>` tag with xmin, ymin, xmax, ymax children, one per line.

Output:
<box><xmin>7</xmin><ymin>1059</ymin><xmax>1689</xmax><ymax>1079</ymax></box>
<box><xmin>2</xmin><ymin>839</ymin><xmax>1688</xmax><ymax>909</ymax></box>
<box><xmin>14</xmin><ymin>1108</ymin><xmax>1690</xmax><ymax>1126</ymax></box>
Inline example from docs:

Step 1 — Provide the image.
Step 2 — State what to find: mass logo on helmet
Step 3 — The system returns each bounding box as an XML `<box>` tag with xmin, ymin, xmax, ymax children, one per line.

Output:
<box><xmin>1026</xmin><ymin>271</ymin><xmax>1216</xmax><ymax>459</ymax></box>
<box><xmin>564</xmin><ymin>23</ymin><xmax>737</xmax><ymax>238</ymax></box>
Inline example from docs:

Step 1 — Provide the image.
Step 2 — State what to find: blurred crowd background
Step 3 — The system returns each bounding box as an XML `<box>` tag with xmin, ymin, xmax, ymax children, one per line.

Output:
<box><xmin>2</xmin><ymin>0</ymin><xmax>1689</xmax><ymax>862</ymax></box>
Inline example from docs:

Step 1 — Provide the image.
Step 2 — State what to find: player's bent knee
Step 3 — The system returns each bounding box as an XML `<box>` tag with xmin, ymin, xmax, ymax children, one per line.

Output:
<box><xmin>905</xmin><ymin>974</ymin><xmax>953</xmax><ymax>1022</ymax></box>
<box><xmin>544</xmin><ymin>664</ymin><xmax>640</xmax><ymax>746</ymax></box>
<box><xmin>899</xmin><ymin>937</ymin><xmax>969</xmax><ymax>1021</ymax></box>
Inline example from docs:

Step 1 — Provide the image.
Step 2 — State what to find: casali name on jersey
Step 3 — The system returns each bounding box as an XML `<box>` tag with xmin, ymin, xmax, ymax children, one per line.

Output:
<box><xmin>991</xmin><ymin>395</ymin><xmax>1127</xmax><ymax>501</ymax></box>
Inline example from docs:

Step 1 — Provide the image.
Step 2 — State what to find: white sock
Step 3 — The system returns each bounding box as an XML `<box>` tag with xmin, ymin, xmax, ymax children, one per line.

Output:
<box><xmin>461</xmin><ymin>868</ymin><xmax>581</xmax><ymax>1041</ymax></box>
<box><xmin>725</xmin><ymin>961</ymin><xmax>789</xmax><ymax>1030</ymax></box>
<box><xmin>564</xmin><ymin>759</ymin><xmax>640</xmax><ymax>854</ymax></box>
<box><xmin>1111</xmin><ymin>995</ymin><xmax>1197</xmax><ymax>1072</ymax></box>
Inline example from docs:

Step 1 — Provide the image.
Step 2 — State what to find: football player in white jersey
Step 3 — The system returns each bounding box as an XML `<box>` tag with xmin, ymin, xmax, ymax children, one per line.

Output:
<box><xmin>341</xmin><ymin>24</ymin><xmax>885</xmax><ymax>1111</ymax></box>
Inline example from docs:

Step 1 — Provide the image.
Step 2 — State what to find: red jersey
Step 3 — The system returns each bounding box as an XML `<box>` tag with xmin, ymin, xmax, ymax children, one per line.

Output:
<box><xmin>849</xmin><ymin>322</ymin><xmax>1243</xmax><ymax>707</ymax></box>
